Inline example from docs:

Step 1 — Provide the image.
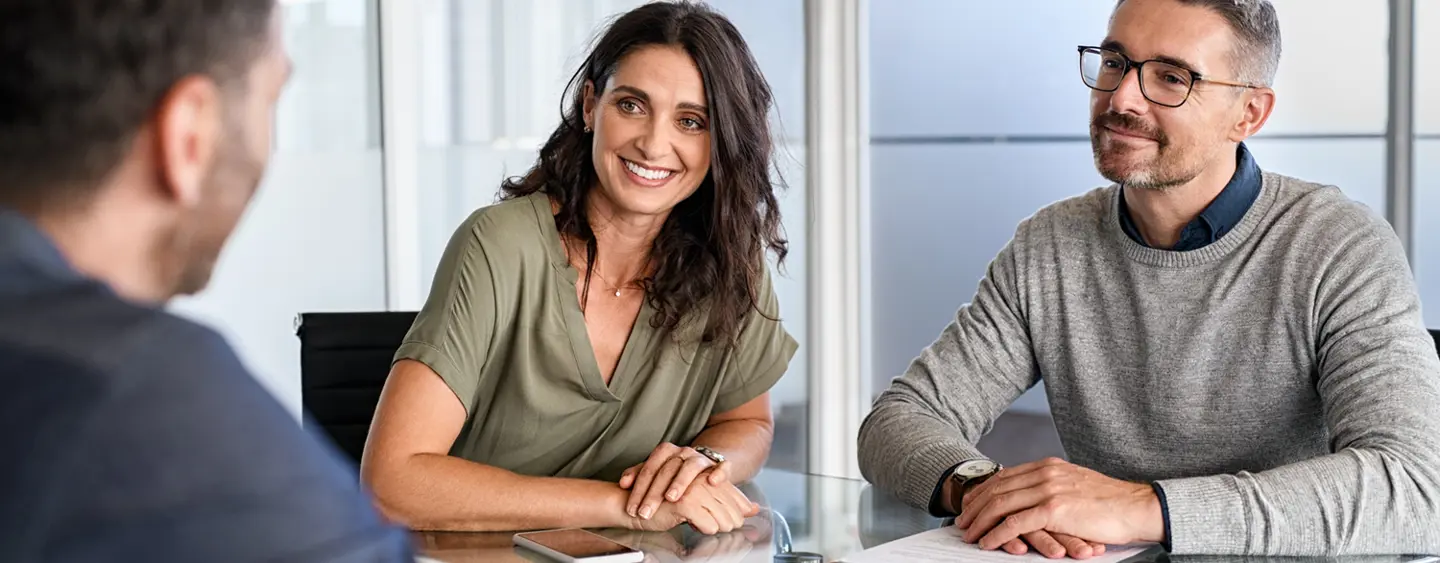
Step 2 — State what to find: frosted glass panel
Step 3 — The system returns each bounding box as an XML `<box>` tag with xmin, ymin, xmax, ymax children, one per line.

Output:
<box><xmin>417</xmin><ymin>0</ymin><xmax>650</xmax><ymax>146</ymax></box>
<box><xmin>764</xmin><ymin>144</ymin><xmax>808</xmax><ymax>471</ymax></box>
<box><xmin>275</xmin><ymin>0</ymin><xmax>378</xmax><ymax>151</ymax></box>
<box><xmin>869</xmin><ymin>142</ymin><xmax>1106</xmax><ymax>414</ymax></box>
<box><xmin>869</xmin><ymin>0</ymin><xmax>1388</xmax><ymax>138</ymax></box>
<box><xmin>869</xmin><ymin>1</ymin><xmax>1112</xmax><ymax>138</ymax></box>
<box><xmin>1421</xmin><ymin>4</ymin><xmax>1438</xmax><ymax>325</ymax></box>
<box><xmin>1419</xmin><ymin>0</ymin><xmax>1439</xmax><ymax>134</ymax></box>
<box><xmin>1263</xmin><ymin>0</ymin><xmax>1389</xmax><ymax>135</ymax></box>
<box><xmin>1244</xmin><ymin>139</ymin><xmax>1386</xmax><ymax>216</ymax></box>
<box><xmin>170</xmin><ymin>1</ymin><xmax>387</xmax><ymax>417</ymax></box>
<box><xmin>1416</xmin><ymin>141</ymin><xmax>1440</xmax><ymax>328</ymax></box>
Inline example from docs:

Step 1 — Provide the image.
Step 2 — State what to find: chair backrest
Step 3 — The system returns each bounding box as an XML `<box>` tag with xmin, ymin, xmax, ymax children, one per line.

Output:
<box><xmin>295</xmin><ymin>311</ymin><xmax>417</xmax><ymax>465</ymax></box>
<box><xmin>1431</xmin><ymin>329</ymin><xmax>1440</xmax><ymax>359</ymax></box>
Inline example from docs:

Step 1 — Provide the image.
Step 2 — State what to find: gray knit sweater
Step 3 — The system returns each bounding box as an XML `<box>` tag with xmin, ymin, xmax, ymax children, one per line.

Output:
<box><xmin>858</xmin><ymin>172</ymin><xmax>1440</xmax><ymax>556</ymax></box>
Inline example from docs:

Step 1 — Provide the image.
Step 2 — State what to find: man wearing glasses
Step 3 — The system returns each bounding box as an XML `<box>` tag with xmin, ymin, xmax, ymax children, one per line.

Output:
<box><xmin>860</xmin><ymin>0</ymin><xmax>1440</xmax><ymax>557</ymax></box>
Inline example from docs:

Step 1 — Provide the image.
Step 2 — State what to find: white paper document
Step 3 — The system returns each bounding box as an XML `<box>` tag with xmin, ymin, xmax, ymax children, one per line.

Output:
<box><xmin>840</xmin><ymin>527</ymin><xmax>1154</xmax><ymax>563</ymax></box>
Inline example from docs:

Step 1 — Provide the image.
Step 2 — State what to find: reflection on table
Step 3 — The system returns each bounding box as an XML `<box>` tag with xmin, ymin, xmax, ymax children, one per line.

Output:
<box><xmin>412</xmin><ymin>469</ymin><xmax>1439</xmax><ymax>563</ymax></box>
<box><xmin>413</xmin><ymin>469</ymin><xmax>924</xmax><ymax>562</ymax></box>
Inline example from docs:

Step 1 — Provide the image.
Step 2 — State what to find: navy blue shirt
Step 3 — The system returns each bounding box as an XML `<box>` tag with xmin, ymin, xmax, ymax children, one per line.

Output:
<box><xmin>1118</xmin><ymin>142</ymin><xmax>1262</xmax><ymax>250</ymax></box>
<box><xmin>0</xmin><ymin>209</ymin><xmax>413</xmax><ymax>562</ymax></box>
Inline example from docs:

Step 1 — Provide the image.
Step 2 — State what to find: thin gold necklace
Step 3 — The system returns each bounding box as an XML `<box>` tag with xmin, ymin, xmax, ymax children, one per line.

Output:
<box><xmin>567</xmin><ymin>243</ymin><xmax>642</xmax><ymax>298</ymax></box>
<box><xmin>589</xmin><ymin>267</ymin><xmax>642</xmax><ymax>297</ymax></box>
<box><xmin>564</xmin><ymin>237</ymin><xmax>645</xmax><ymax>297</ymax></box>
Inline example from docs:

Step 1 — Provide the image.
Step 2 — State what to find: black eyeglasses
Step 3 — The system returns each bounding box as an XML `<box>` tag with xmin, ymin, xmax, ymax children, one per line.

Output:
<box><xmin>1077</xmin><ymin>45</ymin><xmax>1260</xmax><ymax>108</ymax></box>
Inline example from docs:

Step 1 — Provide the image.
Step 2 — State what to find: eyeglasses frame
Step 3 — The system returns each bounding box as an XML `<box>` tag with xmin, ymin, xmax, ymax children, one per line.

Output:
<box><xmin>1076</xmin><ymin>45</ymin><xmax>1261</xmax><ymax>108</ymax></box>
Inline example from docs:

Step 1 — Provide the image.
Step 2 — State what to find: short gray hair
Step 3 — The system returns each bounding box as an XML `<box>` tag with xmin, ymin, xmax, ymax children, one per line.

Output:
<box><xmin>1115</xmin><ymin>0</ymin><xmax>1282</xmax><ymax>86</ymax></box>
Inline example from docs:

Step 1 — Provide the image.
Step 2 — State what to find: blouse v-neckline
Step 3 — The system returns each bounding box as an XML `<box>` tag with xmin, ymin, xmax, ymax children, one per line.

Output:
<box><xmin>531</xmin><ymin>193</ymin><xmax>654</xmax><ymax>403</ymax></box>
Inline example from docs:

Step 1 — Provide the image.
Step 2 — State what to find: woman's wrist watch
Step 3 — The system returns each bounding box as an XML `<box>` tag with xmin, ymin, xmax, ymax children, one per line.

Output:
<box><xmin>694</xmin><ymin>446</ymin><xmax>727</xmax><ymax>464</ymax></box>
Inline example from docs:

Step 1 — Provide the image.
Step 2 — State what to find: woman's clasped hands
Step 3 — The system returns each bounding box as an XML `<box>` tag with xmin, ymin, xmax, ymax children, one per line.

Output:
<box><xmin>618</xmin><ymin>443</ymin><xmax>760</xmax><ymax>535</ymax></box>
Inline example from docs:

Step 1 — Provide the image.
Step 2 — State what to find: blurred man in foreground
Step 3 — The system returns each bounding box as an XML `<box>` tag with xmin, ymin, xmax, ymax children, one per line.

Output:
<box><xmin>0</xmin><ymin>1</ymin><xmax>413</xmax><ymax>560</ymax></box>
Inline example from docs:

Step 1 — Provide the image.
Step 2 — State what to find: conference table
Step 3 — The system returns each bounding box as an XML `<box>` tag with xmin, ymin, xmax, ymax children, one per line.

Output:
<box><xmin>411</xmin><ymin>469</ymin><xmax>1436</xmax><ymax>563</ymax></box>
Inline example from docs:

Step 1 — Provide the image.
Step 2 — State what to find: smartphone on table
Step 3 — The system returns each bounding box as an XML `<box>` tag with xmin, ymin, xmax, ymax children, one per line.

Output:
<box><xmin>512</xmin><ymin>528</ymin><xmax>645</xmax><ymax>562</ymax></box>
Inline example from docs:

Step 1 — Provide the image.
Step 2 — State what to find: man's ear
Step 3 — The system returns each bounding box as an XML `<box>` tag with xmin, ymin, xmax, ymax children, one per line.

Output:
<box><xmin>1230</xmin><ymin>87</ymin><xmax>1276</xmax><ymax>142</ymax></box>
<box><xmin>153</xmin><ymin>76</ymin><xmax>224</xmax><ymax>207</ymax></box>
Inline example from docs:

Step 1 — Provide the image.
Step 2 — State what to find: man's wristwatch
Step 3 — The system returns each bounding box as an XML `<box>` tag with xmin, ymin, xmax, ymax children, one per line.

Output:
<box><xmin>949</xmin><ymin>459</ymin><xmax>1002</xmax><ymax>497</ymax></box>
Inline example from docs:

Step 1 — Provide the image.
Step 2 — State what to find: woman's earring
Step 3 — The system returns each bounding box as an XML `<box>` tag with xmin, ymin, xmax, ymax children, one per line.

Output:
<box><xmin>583</xmin><ymin>124</ymin><xmax>592</xmax><ymax>133</ymax></box>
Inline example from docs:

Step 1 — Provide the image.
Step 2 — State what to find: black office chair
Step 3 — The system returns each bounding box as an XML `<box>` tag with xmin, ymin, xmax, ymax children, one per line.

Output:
<box><xmin>1431</xmin><ymin>329</ymin><xmax>1440</xmax><ymax>358</ymax></box>
<box><xmin>295</xmin><ymin>311</ymin><xmax>417</xmax><ymax>465</ymax></box>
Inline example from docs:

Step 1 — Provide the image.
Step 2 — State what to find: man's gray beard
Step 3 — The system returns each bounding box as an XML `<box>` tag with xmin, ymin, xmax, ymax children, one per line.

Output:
<box><xmin>1093</xmin><ymin>147</ymin><xmax>1197</xmax><ymax>192</ymax></box>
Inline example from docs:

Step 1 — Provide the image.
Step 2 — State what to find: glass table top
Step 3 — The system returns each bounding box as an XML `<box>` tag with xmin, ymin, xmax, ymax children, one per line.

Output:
<box><xmin>412</xmin><ymin>469</ymin><xmax>1438</xmax><ymax>563</ymax></box>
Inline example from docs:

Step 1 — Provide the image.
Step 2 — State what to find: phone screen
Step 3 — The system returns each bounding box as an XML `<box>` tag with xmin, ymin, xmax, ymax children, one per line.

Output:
<box><xmin>517</xmin><ymin>529</ymin><xmax>638</xmax><ymax>558</ymax></box>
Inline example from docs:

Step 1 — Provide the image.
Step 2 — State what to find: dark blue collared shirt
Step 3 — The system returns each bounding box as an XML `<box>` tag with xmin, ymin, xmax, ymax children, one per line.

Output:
<box><xmin>0</xmin><ymin>208</ymin><xmax>413</xmax><ymax>562</ymax></box>
<box><xmin>1119</xmin><ymin>142</ymin><xmax>1262</xmax><ymax>250</ymax></box>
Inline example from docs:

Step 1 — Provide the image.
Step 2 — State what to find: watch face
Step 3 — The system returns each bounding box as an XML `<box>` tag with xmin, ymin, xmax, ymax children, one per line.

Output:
<box><xmin>956</xmin><ymin>460</ymin><xmax>999</xmax><ymax>478</ymax></box>
<box><xmin>695</xmin><ymin>446</ymin><xmax>726</xmax><ymax>464</ymax></box>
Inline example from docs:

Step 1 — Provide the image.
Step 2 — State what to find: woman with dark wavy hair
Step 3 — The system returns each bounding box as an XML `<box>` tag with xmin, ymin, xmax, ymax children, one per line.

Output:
<box><xmin>360</xmin><ymin>1</ymin><xmax>796</xmax><ymax>534</ymax></box>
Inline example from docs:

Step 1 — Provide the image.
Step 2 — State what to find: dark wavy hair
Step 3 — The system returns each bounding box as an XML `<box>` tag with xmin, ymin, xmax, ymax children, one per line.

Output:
<box><xmin>0</xmin><ymin>0</ymin><xmax>274</xmax><ymax>212</ymax></box>
<box><xmin>501</xmin><ymin>1</ymin><xmax>787</xmax><ymax>346</ymax></box>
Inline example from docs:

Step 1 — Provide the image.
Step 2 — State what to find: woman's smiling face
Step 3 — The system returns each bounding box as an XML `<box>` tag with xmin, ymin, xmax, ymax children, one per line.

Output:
<box><xmin>583</xmin><ymin>44</ymin><xmax>712</xmax><ymax>218</ymax></box>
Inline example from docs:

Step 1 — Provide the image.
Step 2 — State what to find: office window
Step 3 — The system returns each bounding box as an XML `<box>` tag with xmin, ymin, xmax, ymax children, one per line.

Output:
<box><xmin>869</xmin><ymin>0</ymin><xmax>1111</xmax><ymax>413</ymax></box>
<box><xmin>1417</xmin><ymin>0</ymin><xmax>1438</xmax><ymax>329</ymax></box>
<box><xmin>412</xmin><ymin>0</ymin><xmax>810</xmax><ymax>471</ymax></box>
<box><xmin>170</xmin><ymin>0</ymin><xmax>388</xmax><ymax>415</ymax></box>
<box><xmin>1248</xmin><ymin>0</ymin><xmax>1389</xmax><ymax>213</ymax></box>
<box><xmin>868</xmin><ymin>0</ymin><xmax>1390</xmax><ymax>412</ymax></box>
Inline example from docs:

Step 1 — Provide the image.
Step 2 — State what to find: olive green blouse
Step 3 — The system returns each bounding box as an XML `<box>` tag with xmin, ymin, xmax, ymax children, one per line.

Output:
<box><xmin>394</xmin><ymin>191</ymin><xmax>798</xmax><ymax>482</ymax></box>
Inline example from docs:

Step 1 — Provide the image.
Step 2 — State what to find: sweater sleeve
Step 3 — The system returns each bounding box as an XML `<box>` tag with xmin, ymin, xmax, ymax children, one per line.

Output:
<box><xmin>857</xmin><ymin>225</ymin><xmax>1041</xmax><ymax>511</ymax></box>
<box><xmin>1155</xmin><ymin>211</ymin><xmax>1440</xmax><ymax>556</ymax></box>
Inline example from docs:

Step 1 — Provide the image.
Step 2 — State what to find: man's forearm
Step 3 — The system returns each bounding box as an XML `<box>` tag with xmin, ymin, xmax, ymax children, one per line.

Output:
<box><xmin>692</xmin><ymin>418</ymin><xmax>773</xmax><ymax>483</ymax></box>
<box><xmin>859</xmin><ymin>397</ymin><xmax>988</xmax><ymax>511</ymax></box>
<box><xmin>367</xmin><ymin>453</ymin><xmax>630</xmax><ymax>532</ymax></box>
<box><xmin>1157</xmin><ymin>448</ymin><xmax>1440</xmax><ymax>555</ymax></box>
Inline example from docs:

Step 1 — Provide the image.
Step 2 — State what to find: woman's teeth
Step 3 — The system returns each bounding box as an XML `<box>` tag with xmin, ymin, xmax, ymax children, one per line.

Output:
<box><xmin>624</xmin><ymin>159</ymin><xmax>673</xmax><ymax>181</ymax></box>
